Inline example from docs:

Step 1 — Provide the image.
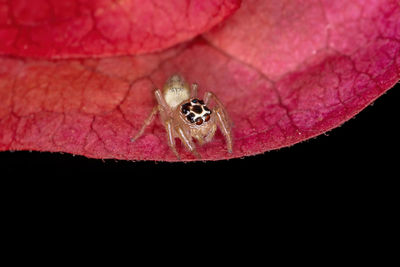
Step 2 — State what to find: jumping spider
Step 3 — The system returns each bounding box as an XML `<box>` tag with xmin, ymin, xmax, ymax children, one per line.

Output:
<box><xmin>131</xmin><ymin>74</ymin><xmax>233</xmax><ymax>159</ymax></box>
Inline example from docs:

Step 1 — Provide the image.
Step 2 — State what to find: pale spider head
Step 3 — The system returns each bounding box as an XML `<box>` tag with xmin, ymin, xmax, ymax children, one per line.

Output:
<box><xmin>178</xmin><ymin>98</ymin><xmax>217</xmax><ymax>145</ymax></box>
<box><xmin>162</xmin><ymin>74</ymin><xmax>190</xmax><ymax>109</ymax></box>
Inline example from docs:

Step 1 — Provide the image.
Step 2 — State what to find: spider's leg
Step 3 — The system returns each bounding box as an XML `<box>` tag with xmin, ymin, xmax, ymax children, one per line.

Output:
<box><xmin>154</xmin><ymin>89</ymin><xmax>182</xmax><ymax>158</ymax></box>
<box><xmin>204</xmin><ymin>92</ymin><xmax>227</xmax><ymax>112</ymax></box>
<box><xmin>176</xmin><ymin>127</ymin><xmax>201</xmax><ymax>159</ymax></box>
<box><xmin>191</xmin><ymin>83</ymin><xmax>198</xmax><ymax>98</ymax></box>
<box><xmin>204</xmin><ymin>92</ymin><xmax>217</xmax><ymax>106</ymax></box>
<box><xmin>214</xmin><ymin>107</ymin><xmax>233</xmax><ymax>153</ymax></box>
<box><xmin>130</xmin><ymin>106</ymin><xmax>158</xmax><ymax>142</ymax></box>
<box><xmin>165</xmin><ymin>120</ymin><xmax>180</xmax><ymax>159</ymax></box>
<box><xmin>204</xmin><ymin>92</ymin><xmax>233</xmax><ymax>153</ymax></box>
<box><xmin>154</xmin><ymin>89</ymin><xmax>172</xmax><ymax>114</ymax></box>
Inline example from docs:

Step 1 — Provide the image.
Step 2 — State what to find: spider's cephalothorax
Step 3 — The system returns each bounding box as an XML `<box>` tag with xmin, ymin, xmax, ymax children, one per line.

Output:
<box><xmin>131</xmin><ymin>74</ymin><xmax>233</xmax><ymax>159</ymax></box>
<box><xmin>181</xmin><ymin>99</ymin><xmax>212</xmax><ymax>125</ymax></box>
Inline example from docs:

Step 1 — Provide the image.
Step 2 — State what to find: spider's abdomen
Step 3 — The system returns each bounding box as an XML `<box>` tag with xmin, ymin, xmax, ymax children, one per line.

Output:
<box><xmin>181</xmin><ymin>99</ymin><xmax>212</xmax><ymax>125</ymax></box>
<box><xmin>163</xmin><ymin>75</ymin><xmax>190</xmax><ymax>109</ymax></box>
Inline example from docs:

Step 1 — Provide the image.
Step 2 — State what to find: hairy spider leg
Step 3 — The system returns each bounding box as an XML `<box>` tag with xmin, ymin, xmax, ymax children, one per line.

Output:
<box><xmin>214</xmin><ymin>107</ymin><xmax>233</xmax><ymax>153</ymax></box>
<box><xmin>130</xmin><ymin>106</ymin><xmax>159</xmax><ymax>142</ymax></box>
<box><xmin>154</xmin><ymin>89</ymin><xmax>171</xmax><ymax>113</ymax></box>
<box><xmin>203</xmin><ymin>92</ymin><xmax>233</xmax><ymax>153</ymax></box>
<box><xmin>176</xmin><ymin>127</ymin><xmax>201</xmax><ymax>159</ymax></box>
<box><xmin>131</xmin><ymin>89</ymin><xmax>170</xmax><ymax>142</ymax></box>
<box><xmin>190</xmin><ymin>83</ymin><xmax>198</xmax><ymax>98</ymax></box>
<box><xmin>166</xmin><ymin>120</ymin><xmax>180</xmax><ymax>159</ymax></box>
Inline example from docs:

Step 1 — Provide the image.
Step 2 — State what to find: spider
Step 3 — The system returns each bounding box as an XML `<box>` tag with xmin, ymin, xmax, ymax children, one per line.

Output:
<box><xmin>131</xmin><ymin>74</ymin><xmax>233</xmax><ymax>159</ymax></box>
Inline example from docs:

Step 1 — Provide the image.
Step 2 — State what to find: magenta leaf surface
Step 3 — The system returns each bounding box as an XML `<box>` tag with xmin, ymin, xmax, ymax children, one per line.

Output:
<box><xmin>0</xmin><ymin>0</ymin><xmax>240</xmax><ymax>58</ymax></box>
<box><xmin>0</xmin><ymin>0</ymin><xmax>399</xmax><ymax>161</ymax></box>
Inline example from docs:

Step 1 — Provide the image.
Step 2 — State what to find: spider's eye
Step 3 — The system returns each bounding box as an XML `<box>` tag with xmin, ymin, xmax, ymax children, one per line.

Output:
<box><xmin>195</xmin><ymin>117</ymin><xmax>203</xmax><ymax>125</ymax></box>
<box><xmin>186</xmin><ymin>113</ymin><xmax>195</xmax><ymax>123</ymax></box>
<box><xmin>181</xmin><ymin>102</ymin><xmax>191</xmax><ymax>114</ymax></box>
<box><xmin>191</xmin><ymin>98</ymin><xmax>205</xmax><ymax>105</ymax></box>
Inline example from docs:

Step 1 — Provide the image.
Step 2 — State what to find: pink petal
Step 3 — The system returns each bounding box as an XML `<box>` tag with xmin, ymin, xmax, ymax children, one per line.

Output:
<box><xmin>0</xmin><ymin>0</ymin><xmax>240</xmax><ymax>58</ymax></box>
<box><xmin>0</xmin><ymin>0</ymin><xmax>399</xmax><ymax>161</ymax></box>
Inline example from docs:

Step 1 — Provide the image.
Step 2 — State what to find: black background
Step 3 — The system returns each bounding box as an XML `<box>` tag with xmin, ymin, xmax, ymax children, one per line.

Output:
<box><xmin>1</xmin><ymin>83</ymin><xmax>398</xmax><ymax>177</ymax></box>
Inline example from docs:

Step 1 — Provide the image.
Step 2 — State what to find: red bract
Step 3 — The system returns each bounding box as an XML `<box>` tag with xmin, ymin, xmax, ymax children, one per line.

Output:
<box><xmin>0</xmin><ymin>0</ymin><xmax>239</xmax><ymax>58</ymax></box>
<box><xmin>0</xmin><ymin>0</ymin><xmax>399</xmax><ymax>161</ymax></box>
